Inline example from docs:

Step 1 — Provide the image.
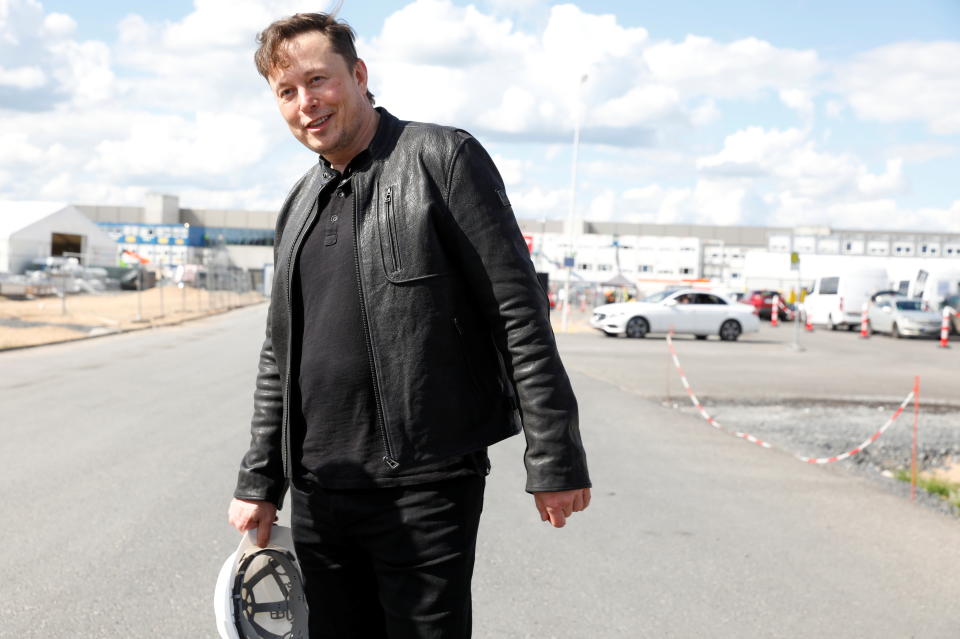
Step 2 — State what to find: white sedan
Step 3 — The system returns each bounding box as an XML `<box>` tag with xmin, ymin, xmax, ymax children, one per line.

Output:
<box><xmin>590</xmin><ymin>288</ymin><xmax>760</xmax><ymax>341</ymax></box>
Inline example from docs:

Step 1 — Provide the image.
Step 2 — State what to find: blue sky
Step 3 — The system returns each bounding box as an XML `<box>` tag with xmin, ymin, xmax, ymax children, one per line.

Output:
<box><xmin>1</xmin><ymin>0</ymin><xmax>958</xmax><ymax>231</ymax></box>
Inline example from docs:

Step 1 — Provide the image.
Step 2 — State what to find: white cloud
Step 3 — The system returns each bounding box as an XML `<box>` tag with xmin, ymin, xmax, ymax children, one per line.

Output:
<box><xmin>644</xmin><ymin>35</ymin><xmax>820</xmax><ymax>99</ymax></box>
<box><xmin>691</xmin><ymin>126</ymin><xmax>919</xmax><ymax>227</ymax></box>
<box><xmin>587</xmin><ymin>190</ymin><xmax>618</xmax><ymax>221</ymax></box>
<box><xmin>837</xmin><ymin>41</ymin><xmax>960</xmax><ymax>134</ymax></box>
<box><xmin>886</xmin><ymin>143</ymin><xmax>958</xmax><ymax>164</ymax></box>
<box><xmin>770</xmin><ymin>198</ymin><xmax>960</xmax><ymax>233</ymax></box>
<box><xmin>779</xmin><ymin>88</ymin><xmax>814</xmax><ymax>121</ymax></box>
<box><xmin>87</xmin><ymin>112</ymin><xmax>268</xmax><ymax>178</ymax></box>
<box><xmin>0</xmin><ymin>0</ymin><xmax>954</xmax><ymax>235</ymax></box>
<box><xmin>825</xmin><ymin>99</ymin><xmax>844</xmax><ymax>118</ymax></box>
<box><xmin>0</xmin><ymin>64</ymin><xmax>45</xmax><ymax>88</ymax></box>
<box><xmin>591</xmin><ymin>85</ymin><xmax>680</xmax><ymax>126</ymax></box>
<box><xmin>49</xmin><ymin>39</ymin><xmax>115</xmax><ymax>106</ymax></box>
<box><xmin>698</xmin><ymin>126</ymin><xmax>807</xmax><ymax>175</ymax></box>
<box><xmin>510</xmin><ymin>186</ymin><xmax>568</xmax><ymax>218</ymax></box>
<box><xmin>688</xmin><ymin>99</ymin><xmax>719</xmax><ymax>126</ymax></box>
<box><xmin>491</xmin><ymin>153</ymin><xmax>526</xmax><ymax>186</ymax></box>
<box><xmin>42</xmin><ymin>12</ymin><xmax>76</xmax><ymax>38</ymax></box>
<box><xmin>857</xmin><ymin>158</ymin><xmax>904</xmax><ymax>198</ymax></box>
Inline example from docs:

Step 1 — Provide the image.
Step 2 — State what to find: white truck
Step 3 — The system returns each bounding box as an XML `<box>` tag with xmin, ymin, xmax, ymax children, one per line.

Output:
<box><xmin>804</xmin><ymin>267</ymin><xmax>889</xmax><ymax>331</ymax></box>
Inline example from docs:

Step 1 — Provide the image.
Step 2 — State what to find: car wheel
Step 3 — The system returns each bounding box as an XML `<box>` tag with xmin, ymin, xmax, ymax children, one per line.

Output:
<box><xmin>828</xmin><ymin>315</ymin><xmax>838</xmax><ymax>331</ymax></box>
<box><xmin>719</xmin><ymin>319</ymin><xmax>742</xmax><ymax>342</ymax></box>
<box><xmin>695</xmin><ymin>335</ymin><xmax>708</xmax><ymax>341</ymax></box>
<box><xmin>625</xmin><ymin>317</ymin><xmax>649</xmax><ymax>339</ymax></box>
<box><xmin>892</xmin><ymin>322</ymin><xmax>901</xmax><ymax>339</ymax></box>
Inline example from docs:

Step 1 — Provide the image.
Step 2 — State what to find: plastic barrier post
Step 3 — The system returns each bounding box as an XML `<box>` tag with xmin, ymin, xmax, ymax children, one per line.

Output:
<box><xmin>804</xmin><ymin>310</ymin><xmax>814</xmax><ymax>332</ymax></box>
<box><xmin>771</xmin><ymin>295</ymin><xmax>779</xmax><ymax>327</ymax></box>
<box><xmin>912</xmin><ymin>376</ymin><xmax>920</xmax><ymax>501</ymax></box>
<box><xmin>860</xmin><ymin>302</ymin><xmax>870</xmax><ymax>338</ymax></box>
<box><xmin>940</xmin><ymin>307</ymin><xmax>952</xmax><ymax>348</ymax></box>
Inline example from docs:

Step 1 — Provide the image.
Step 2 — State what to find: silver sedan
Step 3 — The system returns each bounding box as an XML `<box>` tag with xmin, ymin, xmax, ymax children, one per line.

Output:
<box><xmin>868</xmin><ymin>296</ymin><xmax>942</xmax><ymax>338</ymax></box>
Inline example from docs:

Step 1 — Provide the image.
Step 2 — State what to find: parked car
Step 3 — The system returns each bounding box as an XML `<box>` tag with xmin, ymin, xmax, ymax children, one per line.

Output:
<box><xmin>590</xmin><ymin>288</ymin><xmax>760</xmax><ymax>341</ymax></box>
<box><xmin>804</xmin><ymin>268</ymin><xmax>889</xmax><ymax>330</ymax></box>
<box><xmin>743</xmin><ymin>289</ymin><xmax>794</xmax><ymax>321</ymax></box>
<box><xmin>867</xmin><ymin>295</ymin><xmax>942</xmax><ymax>338</ymax></box>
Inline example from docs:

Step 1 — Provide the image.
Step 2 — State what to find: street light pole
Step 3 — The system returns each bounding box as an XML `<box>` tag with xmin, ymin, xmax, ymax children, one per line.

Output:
<box><xmin>561</xmin><ymin>73</ymin><xmax>588</xmax><ymax>333</ymax></box>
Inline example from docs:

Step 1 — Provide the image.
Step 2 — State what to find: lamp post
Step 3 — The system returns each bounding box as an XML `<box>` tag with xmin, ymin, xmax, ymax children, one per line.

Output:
<box><xmin>561</xmin><ymin>73</ymin><xmax>588</xmax><ymax>333</ymax></box>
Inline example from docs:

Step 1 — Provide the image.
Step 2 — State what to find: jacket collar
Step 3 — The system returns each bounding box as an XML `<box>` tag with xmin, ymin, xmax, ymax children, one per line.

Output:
<box><xmin>367</xmin><ymin>107</ymin><xmax>400</xmax><ymax>161</ymax></box>
<box><xmin>316</xmin><ymin>107</ymin><xmax>399</xmax><ymax>175</ymax></box>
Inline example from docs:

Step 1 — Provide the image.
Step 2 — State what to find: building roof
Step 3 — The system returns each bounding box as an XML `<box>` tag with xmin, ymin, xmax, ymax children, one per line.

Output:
<box><xmin>602</xmin><ymin>273</ymin><xmax>635</xmax><ymax>287</ymax></box>
<box><xmin>0</xmin><ymin>201</ymin><xmax>70</xmax><ymax>238</ymax></box>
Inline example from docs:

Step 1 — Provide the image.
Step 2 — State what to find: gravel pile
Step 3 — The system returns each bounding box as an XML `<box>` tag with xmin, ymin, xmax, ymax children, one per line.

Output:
<box><xmin>665</xmin><ymin>397</ymin><xmax>960</xmax><ymax>516</ymax></box>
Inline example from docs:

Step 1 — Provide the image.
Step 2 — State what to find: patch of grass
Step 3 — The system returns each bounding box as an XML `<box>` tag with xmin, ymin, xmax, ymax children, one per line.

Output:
<box><xmin>893</xmin><ymin>468</ymin><xmax>960</xmax><ymax>504</ymax></box>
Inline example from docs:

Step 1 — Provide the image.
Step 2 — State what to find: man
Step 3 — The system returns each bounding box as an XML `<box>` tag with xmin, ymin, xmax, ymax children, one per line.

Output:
<box><xmin>228</xmin><ymin>12</ymin><xmax>590</xmax><ymax>638</ymax></box>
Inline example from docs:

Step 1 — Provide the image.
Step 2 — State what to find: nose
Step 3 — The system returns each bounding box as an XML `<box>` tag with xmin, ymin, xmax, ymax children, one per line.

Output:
<box><xmin>298</xmin><ymin>87</ymin><xmax>317</xmax><ymax>113</ymax></box>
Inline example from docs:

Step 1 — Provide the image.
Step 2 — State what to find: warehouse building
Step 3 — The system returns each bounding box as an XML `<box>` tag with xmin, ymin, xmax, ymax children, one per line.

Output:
<box><xmin>0</xmin><ymin>201</ymin><xmax>116</xmax><ymax>274</ymax></box>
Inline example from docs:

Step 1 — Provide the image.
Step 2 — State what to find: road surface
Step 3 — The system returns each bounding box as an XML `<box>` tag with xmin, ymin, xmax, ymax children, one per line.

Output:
<box><xmin>1</xmin><ymin>304</ymin><xmax>958</xmax><ymax>637</ymax></box>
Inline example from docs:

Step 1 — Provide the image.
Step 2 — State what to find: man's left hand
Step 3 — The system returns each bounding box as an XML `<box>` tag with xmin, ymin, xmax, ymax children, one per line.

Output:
<box><xmin>533</xmin><ymin>488</ymin><xmax>591</xmax><ymax>528</ymax></box>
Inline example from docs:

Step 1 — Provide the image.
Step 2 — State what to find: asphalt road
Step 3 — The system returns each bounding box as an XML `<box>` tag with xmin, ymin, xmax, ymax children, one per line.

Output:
<box><xmin>2</xmin><ymin>305</ymin><xmax>959</xmax><ymax>638</ymax></box>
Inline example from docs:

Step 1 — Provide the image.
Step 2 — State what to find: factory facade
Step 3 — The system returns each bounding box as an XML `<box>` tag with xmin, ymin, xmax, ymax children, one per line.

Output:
<box><xmin>2</xmin><ymin>193</ymin><xmax>958</xmax><ymax>301</ymax></box>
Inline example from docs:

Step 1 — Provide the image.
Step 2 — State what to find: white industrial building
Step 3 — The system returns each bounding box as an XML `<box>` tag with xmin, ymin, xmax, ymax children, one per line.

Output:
<box><xmin>3</xmin><ymin>192</ymin><xmax>958</xmax><ymax>305</ymax></box>
<box><xmin>516</xmin><ymin>218</ymin><xmax>960</xmax><ymax>304</ymax></box>
<box><xmin>0</xmin><ymin>201</ymin><xmax>117</xmax><ymax>274</ymax></box>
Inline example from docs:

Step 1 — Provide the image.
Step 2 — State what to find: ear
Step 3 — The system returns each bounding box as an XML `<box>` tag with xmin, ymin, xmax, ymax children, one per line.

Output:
<box><xmin>353</xmin><ymin>58</ymin><xmax>369</xmax><ymax>92</ymax></box>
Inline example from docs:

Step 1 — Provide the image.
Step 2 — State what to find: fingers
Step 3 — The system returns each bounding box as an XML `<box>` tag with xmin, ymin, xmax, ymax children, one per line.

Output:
<box><xmin>256</xmin><ymin>521</ymin><xmax>272</xmax><ymax>548</ymax></box>
<box><xmin>572</xmin><ymin>492</ymin><xmax>584</xmax><ymax>512</ymax></box>
<box><xmin>227</xmin><ymin>499</ymin><xmax>277</xmax><ymax>546</ymax></box>
<box><xmin>536</xmin><ymin>501</ymin><xmax>549</xmax><ymax>522</ymax></box>
<box><xmin>547</xmin><ymin>505</ymin><xmax>567</xmax><ymax>528</ymax></box>
<box><xmin>534</xmin><ymin>489</ymin><xmax>592</xmax><ymax>528</ymax></box>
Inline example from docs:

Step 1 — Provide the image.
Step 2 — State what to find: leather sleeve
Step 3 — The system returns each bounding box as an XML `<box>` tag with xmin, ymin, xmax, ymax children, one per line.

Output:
<box><xmin>442</xmin><ymin>135</ymin><xmax>591</xmax><ymax>493</ymax></box>
<box><xmin>232</xmin><ymin>300</ymin><xmax>288</xmax><ymax>508</ymax></box>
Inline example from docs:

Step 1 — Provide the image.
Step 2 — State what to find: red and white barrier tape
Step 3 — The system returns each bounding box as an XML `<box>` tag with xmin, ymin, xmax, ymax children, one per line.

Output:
<box><xmin>796</xmin><ymin>392</ymin><xmax>912</xmax><ymax>464</ymax></box>
<box><xmin>667</xmin><ymin>333</ymin><xmax>773</xmax><ymax>450</ymax></box>
<box><xmin>666</xmin><ymin>332</ymin><xmax>913</xmax><ymax>464</ymax></box>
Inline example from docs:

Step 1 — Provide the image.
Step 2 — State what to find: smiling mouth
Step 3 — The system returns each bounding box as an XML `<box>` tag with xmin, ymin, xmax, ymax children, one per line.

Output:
<box><xmin>306</xmin><ymin>114</ymin><xmax>332</xmax><ymax>130</ymax></box>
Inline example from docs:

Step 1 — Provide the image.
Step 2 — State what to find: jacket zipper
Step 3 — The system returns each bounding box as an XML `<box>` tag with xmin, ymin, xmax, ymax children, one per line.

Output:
<box><xmin>385</xmin><ymin>186</ymin><xmax>402</xmax><ymax>272</ymax></box>
<box><xmin>356</xmin><ymin>188</ymin><xmax>399</xmax><ymax>468</ymax></box>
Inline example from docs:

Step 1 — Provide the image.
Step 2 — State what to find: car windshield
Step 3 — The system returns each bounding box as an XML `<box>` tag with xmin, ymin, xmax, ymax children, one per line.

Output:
<box><xmin>642</xmin><ymin>289</ymin><xmax>680</xmax><ymax>303</ymax></box>
<box><xmin>896</xmin><ymin>300</ymin><xmax>923</xmax><ymax>311</ymax></box>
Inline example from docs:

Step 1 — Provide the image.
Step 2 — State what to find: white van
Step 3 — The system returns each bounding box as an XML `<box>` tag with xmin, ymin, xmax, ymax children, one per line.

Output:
<box><xmin>804</xmin><ymin>268</ymin><xmax>889</xmax><ymax>330</ymax></box>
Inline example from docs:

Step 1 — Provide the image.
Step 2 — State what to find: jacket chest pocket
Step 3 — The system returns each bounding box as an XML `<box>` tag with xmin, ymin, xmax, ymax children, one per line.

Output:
<box><xmin>376</xmin><ymin>184</ymin><xmax>449</xmax><ymax>283</ymax></box>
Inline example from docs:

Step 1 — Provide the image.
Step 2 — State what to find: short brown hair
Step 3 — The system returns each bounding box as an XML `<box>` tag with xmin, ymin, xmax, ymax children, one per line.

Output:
<box><xmin>254</xmin><ymin>12</ymin><xmax>375</xmax><ymax>105</ymax></box>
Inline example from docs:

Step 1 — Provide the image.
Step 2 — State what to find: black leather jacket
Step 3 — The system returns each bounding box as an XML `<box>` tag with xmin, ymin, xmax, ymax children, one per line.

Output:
<box><xmin>234</xmin><ymin>109</ymin><xmax>590</xmax><ymax>506</ymax></box>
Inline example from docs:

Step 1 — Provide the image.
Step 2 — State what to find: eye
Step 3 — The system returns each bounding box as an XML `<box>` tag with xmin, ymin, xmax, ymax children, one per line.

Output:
<box><xmin>278</xmin><ymin>87</ymin><xmax>294</xmax><ymax>100</ymax></box>
<box><xmin>309</xmin><ymin>75</ymin><xmax>324</xmax><ymax>86</ymax></box>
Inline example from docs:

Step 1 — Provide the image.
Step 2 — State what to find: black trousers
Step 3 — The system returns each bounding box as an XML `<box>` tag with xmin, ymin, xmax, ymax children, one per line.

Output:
<box><xmin>290</xmin><ymin>475</ymin><xmax>486</xmax><ymax>639</ymax></box>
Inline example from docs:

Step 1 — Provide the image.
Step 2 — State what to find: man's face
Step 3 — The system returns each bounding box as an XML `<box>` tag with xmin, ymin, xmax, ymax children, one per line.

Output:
<box><xmin>268</xmin><ymin>31</ymin><xmax>373</xmax><ymax>167</ymax></box>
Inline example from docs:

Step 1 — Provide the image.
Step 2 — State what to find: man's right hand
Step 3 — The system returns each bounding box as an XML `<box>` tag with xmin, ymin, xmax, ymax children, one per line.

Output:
<box><xmin>228</xmin><ymin>498</ymin><xmax>278</xmax><ymax>547</ymax></box>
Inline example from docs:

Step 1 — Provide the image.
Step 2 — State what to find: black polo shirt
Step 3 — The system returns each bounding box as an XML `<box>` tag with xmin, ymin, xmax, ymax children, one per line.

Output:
<box><xmin>292</xmin><ymin>132</ymin><xmax>488</xmax><ymax>489</ymax></box>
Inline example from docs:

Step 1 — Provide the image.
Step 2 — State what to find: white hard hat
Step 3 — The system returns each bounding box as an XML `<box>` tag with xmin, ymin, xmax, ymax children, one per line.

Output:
<box><xmin>214</xmin><ymin>525</ymin><xmax>309</xmax><ymax>639</ymax></box>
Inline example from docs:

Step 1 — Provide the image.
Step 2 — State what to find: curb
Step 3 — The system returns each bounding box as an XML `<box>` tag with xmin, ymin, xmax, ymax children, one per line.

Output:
<box><xmin>0</xmin><ymin>301</ymin><xmax>266</xmax><ymax>354</ymax></box>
